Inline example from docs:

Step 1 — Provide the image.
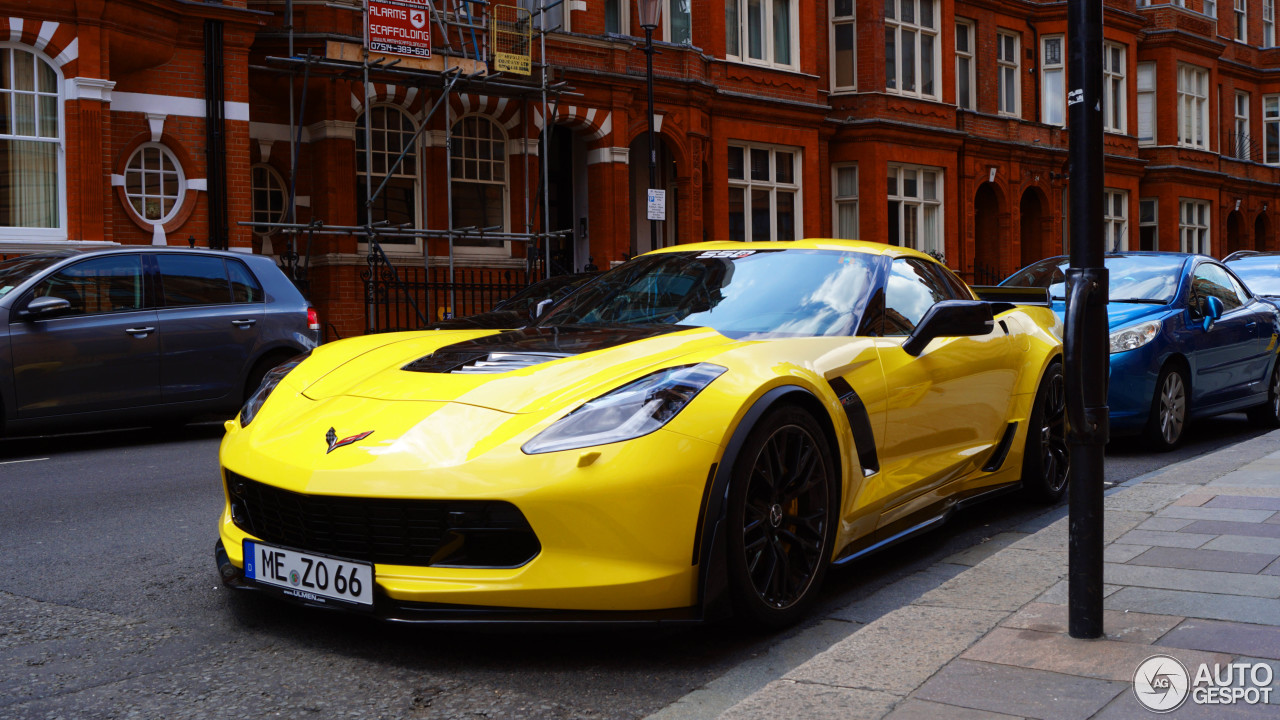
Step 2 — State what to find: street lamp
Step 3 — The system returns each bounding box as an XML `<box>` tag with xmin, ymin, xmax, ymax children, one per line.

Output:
<box><xmin>639</xmin><ymin>0</ymin><xmax>661</xmax><ymax>250</ymax></box>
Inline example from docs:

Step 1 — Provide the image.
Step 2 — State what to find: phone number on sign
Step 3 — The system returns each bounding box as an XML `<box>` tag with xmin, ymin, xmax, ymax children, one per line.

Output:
<box><xmin>370</xmin><ymin>42</ymin><xmax>431</xmax><ymax>57</ymax></box>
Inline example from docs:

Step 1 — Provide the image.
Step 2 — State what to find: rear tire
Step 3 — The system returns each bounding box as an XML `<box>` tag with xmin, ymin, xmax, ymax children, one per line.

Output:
<box><xmin>1021</xmin><ymin>360</ymin><xmax>1069</xmax><ymax>504</ymax></box>
<box><xmin>1143</xmin><ymin>363</ymin><xmax>1188</xmax><ymax>452</ymax></box>
<box><xmin>1246</xmin><ymin>360</ymin><xmax>1280</xmax><ymax>428</ymax></box>
<box><xmin>726</xmin><ymin>406</ymin><xmax>837</xmax><ymax>629</ymax></box>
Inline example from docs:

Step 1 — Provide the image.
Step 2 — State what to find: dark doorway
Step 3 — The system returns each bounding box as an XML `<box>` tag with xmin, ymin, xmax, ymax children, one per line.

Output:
<box><xmin>1226</xmin><ymin>210</ymin><xmax>1245</xmax><ymax>255</ymax></box>
<box><xmin>1020</xmin><ymin>188</ymin><xmax>1046</xmax><ymax>269</ymax></box>
<box><xmin>973</xmin><ymin>183</ymin><xmax>1000</xmax><ymax>283</ymax></box>
<box><xmin>1256</xmin><ymin>212</ymin><xmax>1272</xmax><ymax>252</ymax></box>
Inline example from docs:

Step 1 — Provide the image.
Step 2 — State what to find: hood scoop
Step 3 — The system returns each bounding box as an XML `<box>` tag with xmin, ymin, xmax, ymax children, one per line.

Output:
<box><xmin>404</xmin><ymin>350</ymin><xmax>572</xmax><ymax>374</ymax></box>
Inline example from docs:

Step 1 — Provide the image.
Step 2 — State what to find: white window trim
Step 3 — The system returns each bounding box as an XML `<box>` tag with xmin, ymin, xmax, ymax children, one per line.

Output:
<box><xmin>1041</xmin><ymin>34</ymin><xmax>1065</xmax><ymax>126</ymax></box>
<box><xmin>1234</xmin><ymin>90</ymin><xmax>1251</xmax><ymax>161</ymax></box>
<box><xmin>955</xmin><ymin>19</ymin><xmax>975</xmax><ymax>110</ymax></box>
<box><xmin>727</xmin><ymin>142</ymin><xmax>803</xmax><ymax>242</ymax></box>
<box><xmin>1139</xmin><ymin>197</ymin><xmax>1159</xmax><ymax>251</ymax></box>
<box><xmin>886</xmin><ymin>163</ymin><xmax>944</xmax><ymax>256</ymax></box>
<box><xmin>605</xmin><ymin>0</ymin><xmax>631</xmax><ymax>35</ymax></box>
<box><xmin>1265</xmin><ymin>0</ymin><xmax>1276</xmax><ymax>47</ymax></box>
<box><xmin>250</xmin><ymin>163</ymin><xmax>288</xmax><ymax>236</ymax></box>
<box><xmin>450</xmin><ymin>113</ymin><xmax>512</xmax><ymax>256</ymax></box>
<box><xmin>832</xmin><ymin>163</ymin><xmax>858</xmax><ymax>239</ymax></box>
<box><xmin>1103</xmin><ymin>41</ymin><xmax>1127</xmax><ymax>134</ymax></box>
<box><xmin>1180</xmin><ymin>198</ymin><xmax>1211</xmax><ymax>254</ymax></box>
<box><xmin>1235</xmin><ymin>0</ymin><xmax>1248</xmax><ymax>42</ymax></box>
<box><xmin>1104</xmin><ymin>188</ymin><xmax>1129</xmax><ymax>252</ymax></box>
<box><xmin>1138</xmin><ymin>61</ymin><xmax>1157</xmax><ymax>145</ymax></box>
<box><xmin>884</xmin><ymin>0</ymin><xmax>941</xmax><ymax>100</ymax></box>
<box><xmin>830</xmin><ymin>0</ymin><xmax>857</xmax><ymax>93</ymax></box>
<box><xmin>725</xmin><ymin>0</ymin><xmax>800</xmax><ymax>71</ymax></box>
<box><xmin>1177</xmin><ymin>63</ymin><xmax>1210</xmax><ymax>151</ymax></box>
<box><xmin>997</xmin><ymin>30</ymin><xmax>1021</xmax><ymax>117</ymax></box>
<box><xmin>123</xmin><ymin>142</ymin><xmax>187</xmax><ymax>227</ymax></box>
<box><xmin>357</xmin><ymin>104</ymin><xmax>423</xmax><ymax>252</ymax></box>
<box><xmin>0</xmin><ymin>43</ymin><xmax>67</xmax><ymax>241</ymax></box>
<box><xmin>1205</xmin><ymin>0</ymin><xmax>1218</xmax><ymax>21</ymax></box>
<box><xmin>662</xmin><ymin>0</ymin><xmax>692</xmax><ymax>44</ymax></box>
<box><xmin>1265</xmin><ymin>94</ymin><xmax>1280</xmax><ymax>164</ymax></box>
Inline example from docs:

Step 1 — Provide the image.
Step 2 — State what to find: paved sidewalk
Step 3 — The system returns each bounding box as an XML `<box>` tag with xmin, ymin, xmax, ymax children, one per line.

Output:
<box><xmin>718</xmin><ymin>429</ymin><xmax>1280</xmax><ymax>720</ymax></box>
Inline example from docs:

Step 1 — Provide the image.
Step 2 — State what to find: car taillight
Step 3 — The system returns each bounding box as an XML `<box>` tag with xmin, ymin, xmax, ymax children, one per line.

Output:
<box><xmin>307</xmin><ymin>307</ymin><xmax>320</xmax><ymax>331</ymax></box>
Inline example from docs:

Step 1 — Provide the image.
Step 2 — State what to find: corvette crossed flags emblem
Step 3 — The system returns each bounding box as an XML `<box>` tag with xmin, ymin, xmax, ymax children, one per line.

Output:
<box><xmin>325</xmin><ymin>427</ymin><xmax>374</xmax><ymax>454</ymax></box>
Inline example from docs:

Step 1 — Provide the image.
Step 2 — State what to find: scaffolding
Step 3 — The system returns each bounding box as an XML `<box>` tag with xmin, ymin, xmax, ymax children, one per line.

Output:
<box><xmin>242</xmin><ymin>0</ymin><xmax>576</xmax><ymax>332</ymax></box>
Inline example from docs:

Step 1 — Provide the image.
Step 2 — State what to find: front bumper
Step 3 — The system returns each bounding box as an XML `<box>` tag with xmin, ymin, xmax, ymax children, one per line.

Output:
<box><xmin>216</xmin><ymin>422</ymin><xmax>723</xmax><ymax>616</ymax></box>
<box><xmin>1106</xmin><ymin>341</ymin><xmax>1165</xmax><ymax>433</ymax></box>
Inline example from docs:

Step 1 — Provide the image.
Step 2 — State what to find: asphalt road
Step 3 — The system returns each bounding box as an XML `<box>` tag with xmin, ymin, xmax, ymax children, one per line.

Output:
<box><xmin>0</xmin><ymin>414</ymin><xmax>1268</xmax><ymax>720</ymax></box>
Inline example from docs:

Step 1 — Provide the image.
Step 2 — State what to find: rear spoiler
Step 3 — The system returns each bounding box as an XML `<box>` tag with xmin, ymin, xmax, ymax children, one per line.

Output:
<box><xmin>970</xmin><ymin>285</ymin><xmax>1052</xmax><ymax>309</ymax></box>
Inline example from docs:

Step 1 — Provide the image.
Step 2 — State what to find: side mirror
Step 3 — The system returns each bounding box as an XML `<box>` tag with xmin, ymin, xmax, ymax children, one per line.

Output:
<box><xmin>1202</xmin><ymin>295</ymin><xmax>1224</xmax><ymax>331</ymax></box>
<box><xmin>902</xmin><ymin>300</ymin><xmax>995</xmax><ymax>356</ymax></box>
<box><xmin>19</xmin><ymin>295</ymin><xmax>72</xmax><ymax>319</ymax></box>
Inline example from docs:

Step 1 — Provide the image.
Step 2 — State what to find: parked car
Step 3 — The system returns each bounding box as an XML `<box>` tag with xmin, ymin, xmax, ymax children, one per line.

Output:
<box><xmin>1002</xmin><ymin>252</ymin><xmax>1280</xmax><ymax>450</ymax></box>
<box><xmin>429</xmin><ymin>273</ymin><xmax>598</xmax><ymax>330</ymax></box>
<box><xmin>0</xmin><ymin>247</ymin><xmax>319</xmax><ymax>435</ymax></box>
<box><xmin>215</xmin><ymin>240</ymin><xmax>1065</xmax><ymax>627</ymax></box>
<box><xmin>1225</xmin><ymin>250</ymin><xmax>1280</xmax><ymax>300</ymax></box>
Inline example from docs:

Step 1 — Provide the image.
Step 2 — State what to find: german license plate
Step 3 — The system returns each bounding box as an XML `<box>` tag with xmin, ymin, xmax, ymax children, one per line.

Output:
<box><xmin>243</xmin><ymin>540</ymin><xmax>374</xmax><ymax>606</ymax></box>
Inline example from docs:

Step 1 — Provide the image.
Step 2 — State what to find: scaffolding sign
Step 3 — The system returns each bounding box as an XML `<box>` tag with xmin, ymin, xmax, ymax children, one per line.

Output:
<box><xmin>491</xmin><ymin>5</ymin><xmax>531</xmax><ymax>75</ymax></box>
<box><xmin>368</xmin><ymin>0</ymin><xmax>432</xmax><ymax>58</ymax></box>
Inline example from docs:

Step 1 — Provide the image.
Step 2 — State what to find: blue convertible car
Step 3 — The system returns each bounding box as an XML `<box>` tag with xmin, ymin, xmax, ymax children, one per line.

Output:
<box><xmin>1004</xmin><ymin>253</ymin><xmax>1280</xmax><ymax>449</ymax></box>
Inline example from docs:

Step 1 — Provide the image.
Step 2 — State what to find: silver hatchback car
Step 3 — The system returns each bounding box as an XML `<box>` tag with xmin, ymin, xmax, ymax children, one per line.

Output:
<box><xmin>0</xmin><ymin>247</ymin><xmax>319</xmax><ymax>435</ymax></box>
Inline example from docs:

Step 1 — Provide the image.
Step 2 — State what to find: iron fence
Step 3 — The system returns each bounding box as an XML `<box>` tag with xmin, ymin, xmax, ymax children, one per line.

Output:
<box><xmin>362</xmin><ymin>263</ymin><xmax>531</xmax><ymax>333</ymax></box>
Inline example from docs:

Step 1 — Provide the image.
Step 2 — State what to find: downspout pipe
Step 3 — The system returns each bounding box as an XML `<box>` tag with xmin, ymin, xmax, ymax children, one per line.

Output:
<box><xmin>204</xmin><ymin>19</ymin><xmax>228</xmax><ymax>250</ymax></box>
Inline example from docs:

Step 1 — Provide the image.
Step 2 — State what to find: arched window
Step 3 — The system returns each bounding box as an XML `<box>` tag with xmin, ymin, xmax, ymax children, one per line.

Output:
<box><xmin>251</xmin><ymin>163</ymin><xmax>287</xmax><ymax>235</ymax></box>
<box><xmin>0</xmin><ymin>45</ymin><xmax>62</xmax><ymax>236</ymax></box>
<box><xmin>450</xmin><ymin>115</ymin><xmax>506</xmax><ymax>249</ymax></box>
<box><xmin>123</xmin><ymin>143</ymin><xmax>185</xmax><ymax>225</ymax></box>
<box><xmin>355</xmin><ymin>105</ymin><xmax>418</xmax><ymax>245</ymax></box>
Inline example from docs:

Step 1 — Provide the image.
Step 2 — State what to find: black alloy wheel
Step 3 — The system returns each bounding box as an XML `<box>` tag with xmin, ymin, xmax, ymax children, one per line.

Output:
<box><xmin>1021</xmin><ymin>360</ymin><xmax>1069</xmax><ymax>503</ymax></box>
<box><xmin>1143</xmin><ymin>363</ymin><xmax>1188</xmax><ymax>451</ymax></box>
<box><xmin>1246</xmin><ymin>361</ymin><xmax>1280</xmax><ymax>428</ymax></box>
<box><xmin>727</xmin><ymin>406</ymin><xmax>836</xmax><ymax>628</ymax></box>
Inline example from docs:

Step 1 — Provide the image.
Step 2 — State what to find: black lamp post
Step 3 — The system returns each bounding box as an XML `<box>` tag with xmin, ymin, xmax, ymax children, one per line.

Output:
<box><xmin>639</xmin><ymin>0</ymin><xmax>661</xmax><ymax>250</ymax></box>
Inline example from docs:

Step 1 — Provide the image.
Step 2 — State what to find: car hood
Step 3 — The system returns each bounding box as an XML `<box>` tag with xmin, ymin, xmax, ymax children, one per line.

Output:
<box><xmin>1048</xmin><ymin>300</ymin><xmax>1172</xmax><ymax>331</ymax></box>
<box><xmin>299</xmin><ymin>325</ymin><xmax>745</xmax><ymax>414</ymax></box>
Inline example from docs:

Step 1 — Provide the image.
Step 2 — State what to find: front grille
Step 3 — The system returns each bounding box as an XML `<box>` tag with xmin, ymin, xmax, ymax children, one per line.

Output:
<box><xmin>225</xmin><ymin>471</ymin><xmax>540</xmax><ymax>568</ymax></box>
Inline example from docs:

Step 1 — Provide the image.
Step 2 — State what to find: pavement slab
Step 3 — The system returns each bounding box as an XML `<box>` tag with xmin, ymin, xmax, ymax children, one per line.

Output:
<box><xmin>1105</xmin><ymin>483</ymin><xmax>1195</xmax><ymax>513</ymax></box>
<box><xmin>1113</xmin><ymin>529</ymin><xmax>1215</xmax><ymax>549</ymax></box>
<box><xmin>718</xmin><ymin>681</ymin><xmax>900</xmax><ymax>720</ymax></box>
<box><xmin>1000</xmin><ymin>602</ymin><xmax>1183</xmax><ymax>645</ymax></box>
<box><xmin>959</xmin><ymin>626</ymin><xmax>1232</xmax><ymax>683</ymax></box>
<box><xmin>1179</xmin><ymin>520</ymin><xmax>1280</xmax><ymax>539</ymax></box>
<box><xmin>1137</xmin><ymin>517</ymin><xmax>1197</xmax><ymax>532</ymax></box>
<box><xmin>880</xmin><ymin>698</ymin><xmax>1024</xmax><ymax>720</ymax></box>
<box><xmin>915</xmin><ymin>548</ymin><xmax>1065</xmax><ymax>612</ymax></box>
<box><xmin>1156</xmin><ymin>618</ymin><xmax>1280</xmax><ymax>660</ymax></box>
<box><xmin>828</xmin><ymin>563</ymin><xmax>968</xmax><ymax>625</ymax></box>
<box><xmin>1093</xmin><ymin>690</ymin><xmax>1277</xmax><ymax>719</ymax></box>
<box><xmin>1205</xmin><ymin>496</ymin><xmax>1280</xmax><ymax>511</ymax></box>
<box><xmin>1036</xmin><ymin>580</ymin><xmax>1123</xmax><ymax>606</ymax></box>
<box><xmin>1202</xmin><ymin>535</ymin><xmax>1280</xmax><ymax>556</ymax></box>
<box><xmin>1156</xmin><ymin>506</ymin><xmax>1278</xmax><ymax>523</ymax></box>
<box><xmin>941</xmin><ymin>532</ymin><xmax>1030</xmax><ymax>567</ymax></box>
<box><xmin>1104</xmin><ymin>563</ymin><xmax>1280</xmax><ymax>598</ymax></box>
<box><xmin>1105</xmin><ymin>587</ymin><xmax>1280</xmax><ymax>626</ymax></box>
<box><xmin>1125</xmin><ymin>546</ymin><xmax>1278</xmax><ymax>575</ymax></box>
<box><xmin>1105</xmin><ymin>544</ymin><xmax>1151</xmax><ymax>563</ymax></box>
<box><xmin>912</xmin><ymin>659</ymin><xmax>1127</xmax><ymax>720</ymax></box>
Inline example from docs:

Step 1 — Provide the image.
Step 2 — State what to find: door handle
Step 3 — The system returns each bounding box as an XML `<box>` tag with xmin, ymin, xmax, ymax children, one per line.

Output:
<box><xmin>124</xmin><ymin>327</ymin><xmax>155</xmax><ymax>336</ymax></box>
<box><xmin>231</xmin><ymin>319</ymin><xmax>257</xmax><ymax>328</ymax></box>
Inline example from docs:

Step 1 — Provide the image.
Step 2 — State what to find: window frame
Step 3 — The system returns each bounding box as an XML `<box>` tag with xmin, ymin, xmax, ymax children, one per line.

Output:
<box><xmin>449</xmin><ymin>114</ymin><xmax>511</xmax><ymax>253</ymax></box>
<box><xmin>1266</xmin><ymin>0</ymin><xmax>1276</xmax><ymax>47</ymax></box>
<box><xmin>663</xmin><ymin>0</ymin><xmax>693</xmax><ymax>44</ymax></box>
<box><xmin>884</xmin><ymin>0</ymin><xmax>941</xmax><ymax>101</ymax></box>
<box><xmin>1138</xmin><ymin>62</ymin><xmax>1157</xmax><ymax>145</ymax></box>
<box><xmin>0</xmin><ymin>43</ymin><xmax>66</xmax><ymax>241</ymax></box>
<box><xmin>356</xmin><ymin>104</ymin><xmax>422</xmax><ymax>251</ymax></box>
<box><xmin>1041</xmin><ymin>34</ymin><xmax>1065</xmax><ymax>125</ymax></box>
<box><xmin>1139</xmin><ymin>198</ymin><xmax>1159</xmax><ymax>251</ymax></box>
<box><xmin>1103</xmin><ymin>41</ymin><xmax>1127</xmax><ymax>134</ymax></box>
<box><xmin>1180</xmin><ymin>198</ymin><xmax>1211</xmax><ymax>254</ymax></box>
<box><xmin>830</xmin><ymin>0</ymin><xmax>857</xmax><ymax>93</ymax></box>
<box><xmin>122</xmin><ymin>142</ymin><xmax>187</xmax><ymax>228</ymax></box>
<box><xmin>1234</xmin><ymin>90</ymin><xmax>1251</xmax><ymax>161</ymax></box>
<box><xmin>955</xmin><ymin>19</ymin><xmax>975</xmax><ymax>110</ymax></box>
<box><xmin>1266</xmin><ymin>94</ymin><xmax>1280</xmax><ymax>164</ymax></box>
<box><xmin>832</xmin><ymin>163</ymin><xmax>858</xmax><ymax>239</ymax></box>
<box><xmin>725</xmin><ymin>0</ymin><xmax>800</xmax><ymax>70</ymax></box>
<box><xmin>250</xmin><ymin>163</ymin><xmax>288</xmax><ymax>237</ymax></box>
<box><xmin>1104</xmin><ymin>188</ymin><xmax>1129</xmax><ymax>252</ymax></box>
<box><xmin>605</xmin><ymin>0</ymin><xmax>631</xmax><ymax>35</ymax></box>
<box><xmin>727</xmin><ymin>142</ymin><xmax>803</xmax><ymax>242</ymax></box>
<box><xmin>1177</xmin><ymin>63</ymin><xmax>1210</xmax><ymax>151</ymax></box>
<box><xmin>1235</xmin><ymin>0</ymin><xmax>1248</xmax><ymax>42</ymax></box>
<box><xmin>886</xmin><ymin>163</ymin><xmax>944</xmax><ymax>256</ymax></box>
<box><xmin>997</xmin><ymin>30</ymin><xmax>1021</xmax><ymax>117</ymax></box>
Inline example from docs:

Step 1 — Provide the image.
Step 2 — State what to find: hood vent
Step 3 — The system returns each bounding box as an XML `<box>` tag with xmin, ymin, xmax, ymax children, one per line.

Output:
<box><xmin>404</xmin><ymin>351</ymin><xmax>571</xmax><ymax>374</ymax></box>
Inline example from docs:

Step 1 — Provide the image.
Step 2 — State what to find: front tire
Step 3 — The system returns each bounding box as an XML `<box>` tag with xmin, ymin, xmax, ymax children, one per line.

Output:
<box><xmin>1246</xmin><ymin>360</ymin><xmax>1280</xmax><ymax>428</ymax></box>
<box><xmin>1143</xmin><ymin>363</ymin><xmax>1188</xmax><ymax>451</ymax></box>
<box><xmin>1021</xmin><ymin>360</ymin><xmax>1069</xmax><ymax>504</ymax></box>
<box><xmin>726</xmin><ymin>406</ymin><xmax>837</xmax><ymax>629</ymax></box>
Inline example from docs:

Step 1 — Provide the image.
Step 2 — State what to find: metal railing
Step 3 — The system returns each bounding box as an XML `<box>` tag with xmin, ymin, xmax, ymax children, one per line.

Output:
<box><xmin>362</xmin><ymin>263</ymin><xmax>530</xmax><ymax>333</ymax></box>
<box><xmin>1228</xmin><ymin>131</ymin><xmax>1262</xmax><ymax>162</ymax></box>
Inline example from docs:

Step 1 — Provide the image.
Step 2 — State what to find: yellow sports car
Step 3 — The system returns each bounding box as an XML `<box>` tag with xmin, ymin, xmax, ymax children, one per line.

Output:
<box><xmin>214</xmin><ymin>240</ymin><xmax>1065</xmax><ymax>627</ymax></box>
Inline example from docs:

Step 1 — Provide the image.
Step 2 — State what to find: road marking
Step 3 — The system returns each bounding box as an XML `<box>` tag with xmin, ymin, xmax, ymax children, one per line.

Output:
<box><xmin>0</xmin><ymin>458</ymin><xmax>49</xmax><ymax>465</ymax></box>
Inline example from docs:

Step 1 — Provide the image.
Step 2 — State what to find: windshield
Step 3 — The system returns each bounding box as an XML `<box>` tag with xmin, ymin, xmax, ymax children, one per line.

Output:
<box><xmin>539</xmin><ymin>249</ymin><xmax>879</xmax><ymax>338</ymax></box>
<box><xmin>1003</xmin><ymin>255</ymin><xmax>1185</xmax><ymax>304</ymax></box>
<box><xmin>0</xmin><ymin>254</ymin><xmax>68</xmax><ymax>298</ymax></box>
<box><xmin>1226</xmin><ymin>256</ymin><xmax>1280</xmax><ymax>296</ymax></box>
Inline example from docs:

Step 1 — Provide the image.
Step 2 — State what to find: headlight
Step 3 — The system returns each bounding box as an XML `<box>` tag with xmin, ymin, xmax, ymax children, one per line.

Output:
<box><xmin>1109</xmin><ymin>319</ymin><xmax>1162</xmax><ymax>354</ymax></box>
<box><xmin>239</xmin><ymin>352</ymin><xmax>311</xmax><ymax>427</ymax></box>
<box><xmin>522</xmin><ymin>363</ymin><xmax>726</xmax><ymax>454</ymax></box>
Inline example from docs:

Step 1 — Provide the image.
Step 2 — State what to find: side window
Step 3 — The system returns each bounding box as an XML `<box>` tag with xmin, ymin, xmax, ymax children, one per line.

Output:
<box><xmin>227</xmin><ymin>260</ymin><xmax>263</xmax><ymax>303</ymax></box>
<box><xmin>1191</xmin><ymin>263</ymin><xmax>1243</xmax><ymax>313</ymax></box>
<box><xmin>157</xmin><ymin>254</ymin><xmax>232</xmax><ymax>307</ymax></box>
<box><xmin>883</xmin><ymin>258</ymin><xmax>950</xmax><ymax>336</ymax></box>
<box><xmin>32</xmin><ymin>254</ymin><xmax>143</xmax><ymax>315</ymax></box>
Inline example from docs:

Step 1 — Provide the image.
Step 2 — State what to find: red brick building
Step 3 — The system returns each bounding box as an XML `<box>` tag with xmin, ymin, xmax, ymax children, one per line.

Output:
<box><xmin>10</xmin><ymin>0</ymin><xmax>1280</xmax><ymax>338</ymax></box>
